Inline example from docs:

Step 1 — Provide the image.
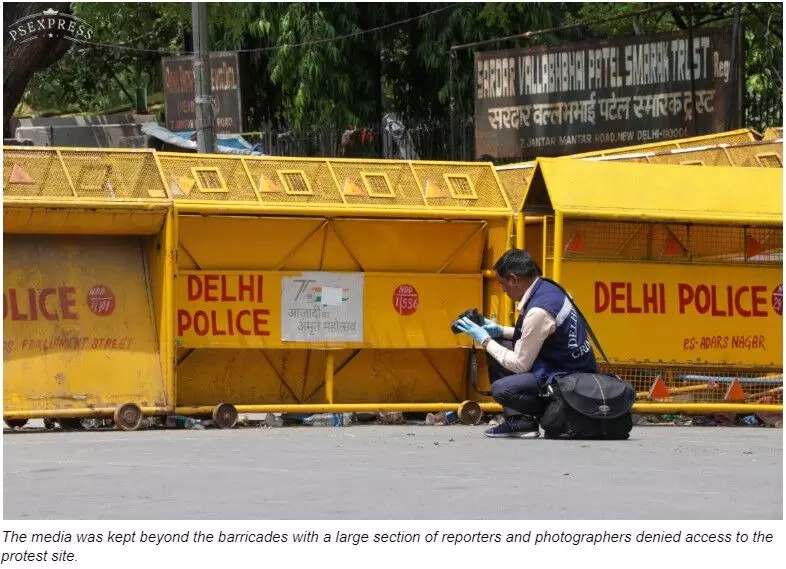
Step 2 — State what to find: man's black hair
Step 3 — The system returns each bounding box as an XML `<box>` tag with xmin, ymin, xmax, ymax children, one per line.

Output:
<box><xmin>494</xmin><ymin>249</ymin><xmax>541</xmax><ymax>279</ymax></box>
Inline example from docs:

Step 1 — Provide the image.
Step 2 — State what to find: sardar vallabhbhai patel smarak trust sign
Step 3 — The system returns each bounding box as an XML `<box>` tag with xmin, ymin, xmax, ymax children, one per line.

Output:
<box><xmin>162</xmin><ymin>52</ymin><xmax>243</xmax><ymax>134</ymax></box>
<box><xmin>474</xmin><ymin>25</ymin><xmax>742</xmax><ymax>160</ymax></box>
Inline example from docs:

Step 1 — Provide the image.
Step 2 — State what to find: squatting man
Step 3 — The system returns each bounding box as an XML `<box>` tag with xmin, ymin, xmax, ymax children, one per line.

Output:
<box><xmin>455</xmin><ymin>249</ymin><xmax>597</xmax><ymax>438</ymax></box>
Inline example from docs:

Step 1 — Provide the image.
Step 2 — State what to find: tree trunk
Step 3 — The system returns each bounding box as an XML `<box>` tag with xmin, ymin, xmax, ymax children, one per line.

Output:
<box><xmin>3</xmin><ymin>2</ymin><xmax>73</xmax><ymax>137</ymax></box>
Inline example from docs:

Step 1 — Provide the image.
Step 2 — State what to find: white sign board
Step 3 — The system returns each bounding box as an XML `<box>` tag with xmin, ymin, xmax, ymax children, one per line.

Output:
<box><xmin>281</xmin><ymin>272</ymin><xmax>364</xmax><ymax>343</ymax></box>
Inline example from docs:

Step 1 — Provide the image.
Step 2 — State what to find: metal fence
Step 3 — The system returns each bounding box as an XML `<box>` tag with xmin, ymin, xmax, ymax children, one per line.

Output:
<box><xmin>249</xmin><ymin>104</ymin><xmax>781</xmax><ymax>161</ymax></box>
<box><xmin>745</xmin><ymin>89</ymin><xmax>784</xmax><ymax>135</ymax></box>
<box><xmin>246</xmin><ymin>117</ymin><xmax>475</xmax><ymax>161</ymax></box>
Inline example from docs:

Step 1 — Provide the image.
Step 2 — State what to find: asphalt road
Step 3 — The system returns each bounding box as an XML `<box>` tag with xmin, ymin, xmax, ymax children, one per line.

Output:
<box><xmin>3</xmin><ymin>424</ymin><xmax>782</xmax><ymax>520</ymax></box>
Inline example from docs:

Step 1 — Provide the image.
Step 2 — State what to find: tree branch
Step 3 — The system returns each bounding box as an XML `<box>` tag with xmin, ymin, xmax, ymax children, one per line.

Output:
<box><xmin>670</xmin><ymin>6</ymin><xmax>688</xmax><ymax>29</ymax></box>
<box><xmin>748</xmin><ymin>3</ymin><xmax>783</xmax><ymax>40</ymax></box>
<box><xmin>3</xmin><ymin>2</ymin><xmax>73</xmax><ymax>135</ymax></box>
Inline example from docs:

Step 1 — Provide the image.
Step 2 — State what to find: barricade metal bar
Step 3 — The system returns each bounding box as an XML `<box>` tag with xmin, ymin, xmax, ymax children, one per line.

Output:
<box><xmin>632</xmin><ymin>403</ymin><xmax>782</xmax><ymax>414</ymax></box>
<box><xmin>407</xmin><ymin>162</ymin><xmax>429</xmax><ymax>205</ymax></box>
<box><xmin>3</xmin><ymin>198</ymin><xmax>172</xmax><ymax>210</ymax></box>
<box><xmin>325</xmin><ymin>161</ymin><xmax>349</xmax><ymax>205</ymax></box>
<box><xmin>560</xmin><ymin>209</ymin><xmax>781</xmax><ymax>226</ymax></box>
<box><xmin>174</xmin><ymin>403</ymin><xmax>506</xmax><ymax>415</ymax></box>
<box><xmin>325</xmin><ymin>352</ymin><xmax>335</xmax><ymax>404</ymax></box>
<box><xmin>239</xmin><ymin>158</ymin><xmax>264</xmax><ymax>203</ymax></box>
<box><xmin>558</xmin><ymin>128</ymin><xmax>758</xmax><ymax>161</ymax></box>
<box><xmin>541</xmin><ymin>216</ymin><xmax>548</xmax><ymax>277</ymax></box>
<box><xmin>55</xmin><ymin>149</ymin><xmax>78</xmax><ymax>197</ymax></box>
<box><xmin>152</xmin><ymin>152</ymin><xmax>173</xmax><ymax>199</ymax></box>
<box><xmin>5</xmin><ymin>407</ymin><xmax>171</xmax><ymax>420</ymax></box>
<box><xmin>172</xmin><ymin>202</ymin><xmax>512</xmax><ymax>219</ymax></box>
<box><xmin>516</xmin><ymin>214</ymin><xmax>525</xmax><ymax>249</ymax></box>
<box><xmin>167</xmin><ymin>402</ymin><xmax>783</xmax><ymax>416</ymax></box>
<box><xmin>163</xmin><ymin>210</ymin><xmax>176</xmax><ymax>408</ymax></box>
<box><xmin>490</xmin><ymin>165</ymin><xmax>513</xmax><ymax>211</ymax></box>
<box><xmin>47</xmin><ymin>146</ymin><xmax>166</xmax><ymax>154</ymax></box>
<box><xmin>553</xmin><ymin>210</ymin><xmax>564</xmax><ymax>283</ymax></box>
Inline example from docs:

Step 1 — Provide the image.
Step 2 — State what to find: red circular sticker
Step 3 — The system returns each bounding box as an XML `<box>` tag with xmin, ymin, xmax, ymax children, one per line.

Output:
<box><xmin>772</xmin><ymin>284</ymin><xmax>783</xmax><ymax>316</ymax></box>
<box><xmin>87</xmin><ymin>285</ymin><xmax>116</xmax><ymax>316</ymax></box>
<box><xmin>393</xmin><ymin>284</ymin><xmax>419</xmax><ymax>316</ymax></box>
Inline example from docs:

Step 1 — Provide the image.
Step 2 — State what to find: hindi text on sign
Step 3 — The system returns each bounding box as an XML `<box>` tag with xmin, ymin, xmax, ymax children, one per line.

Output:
<box><xmin>474</xmin><ymin>26</ymin><xmax>740</xmax><ymax>159</ymax></box>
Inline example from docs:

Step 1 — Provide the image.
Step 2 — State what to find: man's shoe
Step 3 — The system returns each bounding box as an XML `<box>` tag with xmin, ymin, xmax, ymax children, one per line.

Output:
<box><xmin>484</xmin><ymin>419</ymin><xmax>540</xmax><ymax>438</ymax></box>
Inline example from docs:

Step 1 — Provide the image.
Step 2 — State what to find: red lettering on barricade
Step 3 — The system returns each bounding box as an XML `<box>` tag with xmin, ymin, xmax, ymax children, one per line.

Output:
<box><xmin>610</xmin><ymin>282</ymin><xmax>625</xmax><ymax>314</ymax></box>
<box><xmin>3</xmin><ymin>287</ymin><xmax>80</xmax><ymax>321</ymax></box>
<box><xmin>39</xmin><ymin>288</ymin><xmax>58</xmax><ymax>320</ymax></box>
<box><xmin>253</xmin><ymin>310</ymin><xmax>270</xmax><ymax>335</ymax></box>
<box><xmin>625</xmin><ymin>283</ymin><xmax>641</xmax><ymax>314</ymax></box>
<box><xmin>194</xmin><ymin>311</ymin><xmax>209</xmax><ymax>335</ymax></box>
<box><xmin>187</xmin><ymin>275</ymin><xmax>202</xmax><ymax>301</ymax></box>
<box><xmin>593</xmin><ymin>282</ymin><xmax>773</xmax><ymax>317</ymax></box>
<box><xmin>238</xmin><ymin>276</ymin><xmax>254</xmax><ymax>302</ymax></box>
<box><xmin>595</xmin><ymin>281</ymin><xmax>665</xmax><ymax>314</ymax></box>
<box><xmin>642</xmin><ymin>284</ymin><xmax>658</xmax><ymax>313</ymax></box>
<box><xmin>10</xmin><ymin>336</ymin><xmax>133</xmax><ymax>352</ymax></box>
<box><xmin>237</xmin><ymin>310</ymin><xmax>251</xmax><ymax>335</ymax></box>
<box><xmin>733</xmin><ymin>287</ymin><xmax>749</xmax><ymax>317</ymax></box>
<box><xmin>177</xmin><ymin>308</ymin><xmax>271</xmax><ymax>338</ymax></box>
<box><xmin>57</xmin><ymin>287</ymin><xmax>76</xmax><ymax>319</ymax></box>
<box><xmin>695</xmin><ymin>285</ymin><xmax>711</xmax><ymax>314</ymax></box>
<box><xmin>678</xmin><ymin>283</ymin><xmax>693</xmax><ymax>314</ymax></box>
<box><xmin>220</xmin><ymin>274</ymin><xmax>236</xmax><ymax>302</ymax></box>
<box><xmin>8</xmin><ymin>289</ymin><xmax>26</xmax><ymax>320</ymax></box>
<box><xmin>177</xmin><ymin>309</ymin><xmax>192</xmax><ymax>336</ymax></box>
<box><xmin>210</xmin><ymin>310</ymin><xmax>226</xmax><ymax>335</ymax></box>
<box><xmin>595</xmin><ymin>282</ymin><xmax>609</xmax><ymax>313</ymax></box>
<box><xmin>186</xmin><ymin>274</ymin><xmax>265</xmax><ymax>303</ymax></box>
<box><xmin>204</xmin><ymin>275</ymin><xmax>219</xmax><ymax>301</ymax></box>
<box><xmin>751</xmin><ymin>286</ymin><xmax>768</xmax><ymax>317</ymax></box>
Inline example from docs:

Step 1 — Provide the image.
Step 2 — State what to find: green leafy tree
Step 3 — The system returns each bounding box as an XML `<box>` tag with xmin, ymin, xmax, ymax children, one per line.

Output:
<box><xmin>12</xmin><ymin>2</ymin><xmax>783</xmax><ymax>140</ymax></box>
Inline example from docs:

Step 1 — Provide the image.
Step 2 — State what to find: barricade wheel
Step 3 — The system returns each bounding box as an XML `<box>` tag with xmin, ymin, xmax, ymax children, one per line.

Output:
<box><xmin>43</xmin><ymin>418</ymin><xmax>56</xmax><ymax>430</ymax></box>
<box><xmin>457</xmin><ymin>400</ymin><xmax>483</xmax><ymax>425</ymax></box>
<box><xmin>113</xmin><ymin>403</ymin><xmax>143</xmax><ymax>431</ymax></box>
<box><xmin>4</xmin><ymin>418</ymin><xmax>27</xmax><ymax>429</ymax></box>
<box><xmin>212</xmin><ymin>403</ymin><xmax>238</xmax><ymax>430</ymax></box>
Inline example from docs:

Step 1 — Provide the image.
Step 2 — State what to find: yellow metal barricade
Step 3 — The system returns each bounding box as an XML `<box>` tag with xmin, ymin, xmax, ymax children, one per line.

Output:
<box><xmin>516</xmin><ymin>158</ymin><xmax>783</xmax><ymax>415</ymax></box>
<box><xmin>563</xmin><ymin>128</ymin><xmax>758</xmax><ymax>160</ymax></box>
<box><xmin>155</xmin><ymin>154</ymin><xmax>513</xmax><ymax>421</ymax></box>
<box><xmin>2</xmin><ymin>148</ymin><xmax>176</xmax><ymax>429</ymax></box>
<box><xmin>495</xmin><ymin>129</ymin><xmax>781</xmax><ymax>223</ymax></box>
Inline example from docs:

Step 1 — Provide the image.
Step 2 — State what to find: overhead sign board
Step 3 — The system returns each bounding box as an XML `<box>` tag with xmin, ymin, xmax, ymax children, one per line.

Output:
<box><xmin>162</xmin><ymin>51</ymin><xmax>243</xmax><ymax>134</ymax></box>
<box><xmin>474</xmin><ymin>25</ymin><xmax>742</xmax><ymax>159</ymax></box>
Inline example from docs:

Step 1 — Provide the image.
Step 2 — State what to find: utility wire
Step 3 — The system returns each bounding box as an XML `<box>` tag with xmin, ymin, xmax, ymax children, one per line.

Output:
<box><xmin>450</xmin><ymin>3</ymin><xmax>675</xmax><ymax>51</ymax></box>
<box><xmin>69</xmin><ymin>3</ymin><xmax>460</xmax><ymax>56</ymax></box>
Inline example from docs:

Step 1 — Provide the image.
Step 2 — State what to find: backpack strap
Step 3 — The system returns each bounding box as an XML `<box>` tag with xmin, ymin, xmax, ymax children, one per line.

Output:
<box><xmin>541</xmin><ymin>277</ymin><xmax>610</xmax><ymax>365</ymax></box>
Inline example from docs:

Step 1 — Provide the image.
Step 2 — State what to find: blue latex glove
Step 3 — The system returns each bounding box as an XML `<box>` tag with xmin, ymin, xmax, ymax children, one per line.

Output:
<box><xmin>482</xmin><ymin>317</ymin><xmax>504</xmax><ymax>339</ymax></box>
<box><xmin>455</xmin><ymin>317</ymin><xmax>491</xmax><ymax>344</ymax></box>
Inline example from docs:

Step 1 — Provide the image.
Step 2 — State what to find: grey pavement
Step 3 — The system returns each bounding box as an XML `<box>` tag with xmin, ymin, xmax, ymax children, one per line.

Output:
<box><xmin>3</xmin><ymin>424</ymin><xmax>783</xmax><ymax>520</ymax></box>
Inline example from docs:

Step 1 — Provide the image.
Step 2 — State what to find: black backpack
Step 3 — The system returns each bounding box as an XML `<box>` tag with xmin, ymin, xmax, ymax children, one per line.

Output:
<box><xmin>537</xmin><ymin>279</ymin><xmax>636</xmax><ymax>440</ymax></box>
<box><xmin>541</xmin><ymin>372</ymin><xmax>635</xmax><ymax>439</ymax></box>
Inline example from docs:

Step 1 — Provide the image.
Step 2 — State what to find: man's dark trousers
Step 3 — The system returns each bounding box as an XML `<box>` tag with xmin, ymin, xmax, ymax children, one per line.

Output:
<box><xmin>486</xmin><ymin>341</ymin><xmax>547</xmax><ymax>424</ymax></box>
